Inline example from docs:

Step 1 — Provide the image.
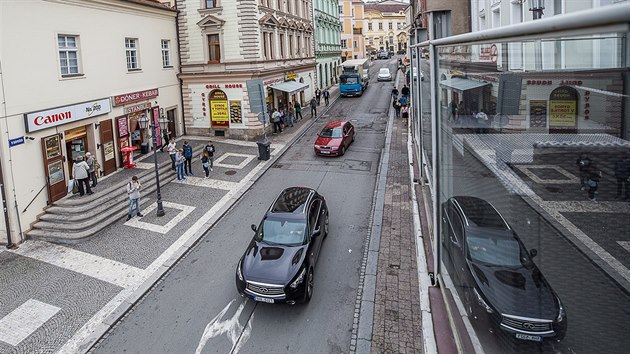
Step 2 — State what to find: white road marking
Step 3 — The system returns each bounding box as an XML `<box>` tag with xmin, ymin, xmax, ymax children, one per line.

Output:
<box><xmin>124</xmin><ymin>201</ymin><xmax>195</xmax><ymax>234</ymax></box>
<box><xmin>213</xmin><ymin>153</ymin><xmax>256</xmax><ymax>170</ymax></box>
<box><xmin>195</xmin><ymin>299</ymin><xmax>253</xmax><ymax>354</ymax></box>
<box><xmin>0</xmin><ymin>299</ymin><xmax>61</xmax><ymax>346</ymax></box>
<box><xmin>618</xmin><ymin>241</ymin><xmax>630</xmax><ymax>253</ymax></box>
<box><xmin>515</xmin><ymin>165</ymin><xmax>579</xmax><ymax>184</ymax></box>
<box><xmin>58</xmin><ymin>153</ymin><xmax>273</xmax><ymax>354</ymax></box>
<box><xmin>12</xmin><ymin>241</ymin><xmax>144</xmax><ymax>288</ymax></box>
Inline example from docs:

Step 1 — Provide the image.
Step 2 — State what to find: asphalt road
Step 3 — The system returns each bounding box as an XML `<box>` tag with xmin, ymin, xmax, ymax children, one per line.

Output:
<box><xmin>91</xmin><ymin>59</ymin><xmax>400</xmax><ymax>354</ymax></box>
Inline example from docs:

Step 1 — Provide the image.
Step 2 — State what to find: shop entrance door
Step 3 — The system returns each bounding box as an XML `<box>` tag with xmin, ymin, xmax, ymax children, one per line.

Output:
<box><xmin>65</xmin><ymin>126</ymin><xmax>87</xmax><ymax>174</ymax></box>
<box><xmin>41</xmin><ymin>134</ymin><xmax>67</xmax><ymax>203</ymax></box>
<box><xmin>99</xmin><ymin>119</ymin><xmax>117</xmax><ymax>176</ymax></box>
<box><xmin>167</xmin><ymin>109</ymin><xmax>176</xmax><ymax>138</ymax></box>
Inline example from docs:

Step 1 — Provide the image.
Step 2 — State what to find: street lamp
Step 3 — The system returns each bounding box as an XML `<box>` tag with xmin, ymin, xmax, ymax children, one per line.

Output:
<box><xmin>138</xmin><ymin>111</ymin><xmax>169</xmax><ymax>217</ymax></box>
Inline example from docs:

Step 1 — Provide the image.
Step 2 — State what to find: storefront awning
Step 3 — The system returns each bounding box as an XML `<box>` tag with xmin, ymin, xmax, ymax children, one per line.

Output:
<box><xmin>440</xmin><ymin>77</ymin><xmax>490</xmax><ymax>92</ymax></box>
<box><xmin>271</xmin><ymin>81</ymin><xmax>309</xmax><ymax>95</ymax></box>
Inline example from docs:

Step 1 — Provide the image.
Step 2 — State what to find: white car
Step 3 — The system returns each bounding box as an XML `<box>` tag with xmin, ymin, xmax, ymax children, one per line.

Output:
<box><xmin>377</xmin><ymin>68</ymin><xmax>392</xmax><ymax>81</ymax></box>
<box><xmin>412</xmin><ymin>70</ymin><xmax>424</xmax><ymax>81</ymax></box>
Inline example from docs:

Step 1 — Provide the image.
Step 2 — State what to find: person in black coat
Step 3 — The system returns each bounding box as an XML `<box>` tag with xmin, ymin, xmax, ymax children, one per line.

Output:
<box><xmin>614</xmin><ymin>158</ymin><xmax>630</xmax><ymax>199</ymax></box>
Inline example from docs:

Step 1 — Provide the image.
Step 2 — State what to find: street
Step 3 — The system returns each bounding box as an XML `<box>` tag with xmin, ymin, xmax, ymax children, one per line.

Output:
<box><xmin>90</xmin><ymin>60</ymin><xmax>400</xmax><ymax>353</ymax></box>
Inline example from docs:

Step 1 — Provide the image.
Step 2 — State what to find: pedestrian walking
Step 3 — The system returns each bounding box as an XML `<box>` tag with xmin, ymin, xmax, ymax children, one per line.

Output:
<box><xmin>295</xmin><ymin>101</ymin><xmax>303</xmax><ymax>120</ymax></box>
<box><xmin>401</xmin><ymin>84</ymin><xmax>410</xmax><ymax>97</ymax></box>
<box><xmin>272</xmin><ymin>108</ymin><xmax>283</xmax><ymax>133</ymax></box>
<box><xmin>204</xmin><ymin>140</ymin><xmax>215</xmax><ymax>171</ymax></box>
<box><xmin>323</xmin><ymin>89</ymin><xmax>330</xmax><ymax>106</ymax></box>
<box><xmin>315</xmin><ymin>89</ymin><xmax>321</xmax><ymax>105</ymax></box>
<box><xmin>576</xmin><ymin>153</ymin><xmax>592</xmax><ymax>191</ymax></box>
<box><xmin>72</xmin><ymin>156</ymin><xmax>92</xmax><ymax>196</ymax></box>
<box><xmin>391</xmin><ymin>86</ymin><xmax>399</xmax><ymax>101</ymax></box>
<box><xmin>183</xmin><ymin>141</ymin><xmax>193</xmax><ymax>175</ymax></box>
<box><xmin>310</xmin><ymin>98</ymin><xmax>317</xmax><ymax>117</ymax></box>
<box><xmin>614</xmin><ymin>158</ymin><xmax>630</xmax><ymax>199</ymax></box>
<box><xmin>393</xmin><ymin>99</ymin><xmax>401</xmax><ymax>118</ymax></box>
<box><xmin>126</xmin><ymin>175</ymin><xmax>143</xmax><ymax>220</ymax></box>
<box><xmin>286</xmin><ymin>103</ymin><xmax>295</xmax><ymax>127</ymax></box>
<box><xmin>168</xmin><ymin>139</ymin><xmax>177</xmax><ymax>170</ymax></box>
<box><xmin>85</xmin><ymin>152</ymin><xmax>98</xmax><ymax>188</ymax></box>
<box><xmin>200</xmin><ymin>150</ymin><xmax>210</xmax><ymax>178</ymax></box>
<box><xmin>176</xmin><ymin>149</ymin><xmax>186</xmax><ymax>181</ymax></box>
<box><xmin>586</xmin><ymin>163</ymin><xmax>602</xmax><ymax>201</ymax></box>
<box><xmin>160</xmin><ymin>130</ymin><xmax>170</xmax><ymax>152</ymax></box>
<box><xmin>401</xmin><ymin>105</ymin><xmax>409</xmax><ymax>120</ymax></box>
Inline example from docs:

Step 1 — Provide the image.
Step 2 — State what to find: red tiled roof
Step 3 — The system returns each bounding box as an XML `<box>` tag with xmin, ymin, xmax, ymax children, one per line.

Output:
<box><xmin>364</xmin><ymin>0</ymin><xmax>408</xmax><ymax>13</ymax></box>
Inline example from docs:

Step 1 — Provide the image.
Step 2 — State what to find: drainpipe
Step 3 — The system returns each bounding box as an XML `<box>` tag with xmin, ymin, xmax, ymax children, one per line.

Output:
<box><xmin>174</xmin><ymin>1</ymin><xmax>187</xmax><ymax>136</ymax></box>
<box><xmin>0</xmin><ymin>58</ymin><xmax>16</xmax><ymax>249</ymax></box>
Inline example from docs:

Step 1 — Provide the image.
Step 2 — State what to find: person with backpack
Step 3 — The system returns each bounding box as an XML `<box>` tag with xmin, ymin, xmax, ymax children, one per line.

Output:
<box><xmin>72</xmin><ymin>155</ymin><xmax>92</xmax><ymax>196</ymax></box>
<box><xmin>576</xmin><ymin>153</ymin><xmax>593</xmax><ymax>191</ymax></box>
<box><xmin>183</xmin><ymin>141</ymin><xmax>193</xmax><ymax>175</ymax></box>
<box><xmin>586</xmin><ymin>163</ymin><xmax>602</xmax><ymax>201</ymax></box>
<box><xmin>271</xmin><ymin>108</ymin><xmax>283</xmax><ymax>133</ymax></box>
<box><xmin>204</xmin><ymin>140</ymin><xmax>215</xmax><ymax>171</ymax></box>
<box><xmin>126</xmin><ymin>175</ymin><xmax>143</xmax><ymax>220</ymax></box>
<box><xmin>294</xmin><ymin>101</ymin><xmax>303</xmax><ymax>121</ymax></box>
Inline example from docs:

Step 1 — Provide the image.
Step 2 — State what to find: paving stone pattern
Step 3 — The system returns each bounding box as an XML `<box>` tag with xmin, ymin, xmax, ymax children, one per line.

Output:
<box><xmin>371</xmin><ymin>114</ymin><xmax>423</xmax><ymax>353</ymax></box>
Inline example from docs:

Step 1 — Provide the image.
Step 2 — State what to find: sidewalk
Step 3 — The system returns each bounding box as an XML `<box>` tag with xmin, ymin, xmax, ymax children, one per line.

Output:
<box><xmin>0</xmin><ymin>85</ymin><xmax>340</xmax><ymax>353</ymax></box>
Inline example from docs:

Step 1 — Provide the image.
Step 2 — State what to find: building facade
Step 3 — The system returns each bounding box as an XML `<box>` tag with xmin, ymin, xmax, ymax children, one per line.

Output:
<box><xmin>176</xmin><ymin>0</ymin><xmax>316</xmax><ymax>140</ymax></box>
<box><xmin>339</xmin><ymin>0</ymin><xmax>366</xmax><ymax>61</ymax></box>
<box><xmin>363</xmin><ymin>0</ymin><xmax>409</xmax><ymax>54</ymax></box>
<box><xmin>0</xmin><ymin>0</ymin><xmax>182</xmax><ymax>246</ymax></box>
<box><xmin>314</xmin><ymin>0</ymin><xmax>342</xmax><ymax>89</ymax></box>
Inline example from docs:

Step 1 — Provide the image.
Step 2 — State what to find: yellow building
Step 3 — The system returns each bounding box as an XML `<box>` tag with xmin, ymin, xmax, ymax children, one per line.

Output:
<box><xmin>364</xmin><ymin>0</ymin><xmax>409</xmax><ymax>55</ymax></box>
<box><xmin>339</xmin><ymin>0</ymin><xmax>366</xmax><ymax>60</ymax></box>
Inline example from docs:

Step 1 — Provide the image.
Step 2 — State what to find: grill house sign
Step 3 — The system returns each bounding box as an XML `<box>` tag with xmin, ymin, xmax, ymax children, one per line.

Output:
<box><xmin>24</xmin><ymin>98</ymin><xmax>112</xmax><ymax>133</ymax></box>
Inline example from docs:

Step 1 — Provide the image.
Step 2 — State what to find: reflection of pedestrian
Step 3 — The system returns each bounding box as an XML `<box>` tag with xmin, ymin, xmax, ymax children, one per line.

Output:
<box><xmin>576</xmin><ymin>153</ymin><xmax>592</xmax><ymax>191</ymax></box>
<box><xmin>126</xmin><ymin>175</ymin><xmax>143</xmax><ymax>220</ymax></box>
<box><xmin>614</xmin><ymin>158</ymin><xmax>630</xmax><ymax>199</ymax></box>
<box><xmin>587</xmin><ymin>163</ymin><xmax>601</xmax><ymax>201</ymax></box>
<box><xmin>295</xmin><ymin>101</ymin><xmax>303</xmax><ymax>120</ymax></box>
<box><xmin>323</xmin><ymin>89</ymin><xmax>330</xmax><ymax>106</ymax></box>
<box><xmin>310</xmin><ymin>98</ymin><xmax>317</xmax><ymax>117</ymax></box>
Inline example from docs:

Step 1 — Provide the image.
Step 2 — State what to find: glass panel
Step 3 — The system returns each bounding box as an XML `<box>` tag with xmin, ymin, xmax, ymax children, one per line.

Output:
<box><xmin>58</xmin><ymin>36</ymin><xmax>66</xmax><ymax>48</ymax></box>
<box><xmin>436</xmin><ymin>32</ymin><xmax>630</xmax><ymax>353</ymax></box>
<box><xmin>66</xmin><ymin>36</ymin><xmax>76</xmax><ymax>48</ymax></box>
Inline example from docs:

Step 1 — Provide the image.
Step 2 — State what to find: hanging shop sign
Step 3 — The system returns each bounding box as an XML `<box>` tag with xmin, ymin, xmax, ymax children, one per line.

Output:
<box><xmin>529</xmin><ymin>100</ymin><xmax>548</xmax><ymax>128</ymax></box>
<box><xmin>24</xmin><ymin>98</ymin><xmax>112</xmax><ymax>133</ymax></box>
<box><xmin>124</xmin><ymin>102</ymin><xmax>152</xmax><ymax>114</ymax></box>
<box><xmin>113</xmin><ymin>88</ymin><xmax>159</xmax><ymax>106</ymax></box>
<box><xmin>209</xmin><ymin>90</ymin><xmax>229</xmax><ymax>129</ymax></box>
<box><xmin>549</xmin><ymin>86</ymin><xmax>578</xmax><ymax>128</ymax></box>
<box><xmin>286</xmin><ymin>73</ymin><xmax>297</xmax><ymax>80</ymax></box>
<box><xmin>116</xmin><ymin>115</ymin><xmax>129</xmax><ymax>138</ymax></box>
<box><xmin>230</xmin><ymin>100</ymin><xmax>243</xmax><ymax>124</ymax></box>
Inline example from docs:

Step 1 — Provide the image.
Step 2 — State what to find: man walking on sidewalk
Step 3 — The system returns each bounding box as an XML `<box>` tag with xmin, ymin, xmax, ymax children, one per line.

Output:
<box><xmin>183</xmin><ymin>141</ymin><xmax>193</xmax><ymax>175</ymax></box>
<box><xmin>168</xmin><ymin>139</ymin><xmax>177</xmax><ymax>170</ymax></box>
<box><xmin>310</xmin><ymin>97</ymin><xmax>317</xmax><ymax>117</ymax></box>
<box><xmin>204</xmin><ymin>140</ymin><xmax>215</xmax><ymax>171</ymax></box>
<box><xmin>295</xmin><ymin>101</ymin><xmax>303</xmax><ymax>120</ymax></box>
<box><xmin>323</xmin><ymin>88</ymin><xmax>330</xmax><ymax>106</ymax></box>
<box><xmin>315</xmin><ymin>88</ymin><xmax>321</xmax><ymax>105</ymax></box>
<box><xmin>126</xmin><ymin>175</ymin><xmax>143</xmax><ymax>220</ymax></box>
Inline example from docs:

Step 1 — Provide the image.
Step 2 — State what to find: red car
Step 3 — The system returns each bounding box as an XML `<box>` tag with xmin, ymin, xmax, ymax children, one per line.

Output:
<box><xmin>314</xmin><ymin>120</ymin><xmax>355</xmax><ymax>156</ymax></box>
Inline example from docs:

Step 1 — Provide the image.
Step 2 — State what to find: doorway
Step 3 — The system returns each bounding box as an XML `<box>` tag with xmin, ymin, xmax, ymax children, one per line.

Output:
<box><xmin>167</xmin><ymin>108</ymin><xmax>176</xmax><ymax>139</ymax></box>
<box><xmin>64</xmin><ymin>126</ymin><xmax>88</xmax><ymax>174</ymax></box>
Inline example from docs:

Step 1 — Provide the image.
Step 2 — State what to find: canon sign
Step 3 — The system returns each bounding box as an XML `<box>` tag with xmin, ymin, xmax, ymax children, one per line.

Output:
<box><xmin>24</xmin><ymin>98</ymin><xmax>112</xmax><ymax>133</ymax></box>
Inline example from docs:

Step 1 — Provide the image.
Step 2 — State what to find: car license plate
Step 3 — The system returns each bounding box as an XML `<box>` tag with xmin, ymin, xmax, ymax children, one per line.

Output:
<box><xmin>254</xmin><ymin>296</ymin><xmax>274</xmax><ymax>304</ymax></box>
<box><xmin>320</xmin><ymin>151</ymin><xmax>330</xmax><ymax>154</ymax></box>
<box><xmin>515</xmin><ymin>334</ymin><xmax>543</xmax><ymax>342</ymax></box>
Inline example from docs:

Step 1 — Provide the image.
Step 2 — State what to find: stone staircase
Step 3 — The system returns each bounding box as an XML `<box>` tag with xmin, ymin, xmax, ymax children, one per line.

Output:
<box><xmin>27</xmin><ymin>146</ymin><xmax>205</xmax><ymax>243</ymax></box>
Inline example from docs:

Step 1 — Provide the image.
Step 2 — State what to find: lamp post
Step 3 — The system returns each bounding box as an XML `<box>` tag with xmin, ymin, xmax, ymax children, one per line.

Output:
<box><xmin>138</xmin><ymin>112</ymin><xmax>169</xmax><ymax>217</ymax></box>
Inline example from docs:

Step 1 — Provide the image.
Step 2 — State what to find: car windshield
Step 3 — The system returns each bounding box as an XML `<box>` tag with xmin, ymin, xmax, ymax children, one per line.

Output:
<box><xmin>379</xmin><ymin>69</ymin><xmax>389</xmax><ymax>75</ymax></box>
<box><xmin>466</xmin><ymin>235</ymin><xmax>531</xmax><ymax>267</ymax></box>
<box><xmin>340</xmin><ymin>76</ymin><xmax>359</xmax><ymax>85</ymax></box>
<box><xmin>319</xmin><ymin>127</ymin><xmax>343</xmax><ymax>138</ymax></box>
<box><xmin>257</xmin><ymin>219</ymin><xmax>307</xmax><ymax>246</ymax></box>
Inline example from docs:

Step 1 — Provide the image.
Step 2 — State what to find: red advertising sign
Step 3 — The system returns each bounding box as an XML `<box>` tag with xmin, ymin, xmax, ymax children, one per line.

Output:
<box><xmin>152</xmin><ymin>107</ymin><xmax>162</xmax><ymax>147</ymax></box>
<box><xmin>116</xmin><ymin>115</ymin><xmax>129</xmax><ymax>138</ymax></box>
<box><xmin>113</xmin><ymin>88</ymin><xmax>159</xmax><ymax>106</ymax></box>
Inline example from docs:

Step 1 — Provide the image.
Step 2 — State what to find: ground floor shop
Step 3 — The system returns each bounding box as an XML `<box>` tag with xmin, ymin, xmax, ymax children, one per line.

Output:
<box><xmin>316</xmin><ymin>57</ymin><xmax>342</xmax><ymax>89</ymax></box>
<box><xmin>0</xmin><ymin>86</ymin><xmax>181</xmax><ymax>245</ymax></box>
<box><xmin>182</xmin><ymin>67</ymin><xmax>315</xmax><ymax>140</ymax></box>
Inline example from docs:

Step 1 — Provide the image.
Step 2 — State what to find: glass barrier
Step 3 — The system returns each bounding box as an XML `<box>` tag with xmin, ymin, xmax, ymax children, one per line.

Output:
<box><xmin>433</xmin><ymin>32</ymin><xmax>630</xmax><ymax>353</ymax></box>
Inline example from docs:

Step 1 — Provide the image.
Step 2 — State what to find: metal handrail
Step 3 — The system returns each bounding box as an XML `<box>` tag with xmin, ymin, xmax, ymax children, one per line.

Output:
<box><xmin>22</xmin><ymin>184</ymin><xmax>47</xmax><ymax>213</ymax></box>
<box><xmin>413</xmin><ymin>2</ymin><xmax>630</xmax><ymax>47</ymax></box>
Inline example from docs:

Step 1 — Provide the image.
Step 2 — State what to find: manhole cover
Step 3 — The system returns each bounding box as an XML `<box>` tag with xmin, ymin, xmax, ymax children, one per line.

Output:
<box><xmin>225</xmin><ymin>170</ymin><xmax>237</xmax><ymax>175</ymax></box>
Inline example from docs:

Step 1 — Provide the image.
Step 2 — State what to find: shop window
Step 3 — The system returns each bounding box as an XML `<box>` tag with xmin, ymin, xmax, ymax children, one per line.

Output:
<box><xmin>389</xmin><ymin>22</ymin><xmax>393</xmax><ymax>30</ymax></box>
<box><xmin>125</xmin><ymin>38</ymin><xmax>140</xmax><ymax>71</ymax></box>
<box><xmin>341</xmin><ymin>39</ymin><xmax>347</xmax><ymax>48</ymax></box>
<box><xmin>58</xmin><ymin>35</ymin><xmax>81</xmax><ymax>76</ymax></box>
<box><xmin>161</xmin><ymin>40</ymin><xmax>172</xmax><ymax>67</ymax></box>
<box><xmin>289</xmin><ymin>34</ymin><xmax>294</xmax><ymax>58</ymax></box>
<box><xmin>207</xmin><ymin>34</ymin><xmax>221</xmax><ymax>63</ymax></box>
<box><xmin>379</xmin><ymin>22</ymin><xmax>383</xmax><ymax>30</ymax></box>
<box><xmin>279</xmin><ymin>34</ymin><xmax>285</xmax><ymax>58</ymax></box>
<box><xmin>368</xmin><ymin>22</ymin><xmax>372</xmax><ymax>31</ymax></box>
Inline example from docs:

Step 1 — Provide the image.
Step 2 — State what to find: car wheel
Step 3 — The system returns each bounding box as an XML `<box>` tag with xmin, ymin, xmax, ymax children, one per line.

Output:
<box><xmin>305</xmin><ymin>268</ymin><xmax>314</xmax><ymax>302</ymax></box>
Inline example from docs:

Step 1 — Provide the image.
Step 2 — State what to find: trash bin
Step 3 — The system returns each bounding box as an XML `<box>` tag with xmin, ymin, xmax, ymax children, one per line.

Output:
<box><xmin>140</xmin><ymin>142</ymin><xmax>150</xmax><ymax>154</ymax></box>
<box><xmin>256</xmin><ymin>139</ymin><xmax>270</xmax><ymax>161</ymax></box>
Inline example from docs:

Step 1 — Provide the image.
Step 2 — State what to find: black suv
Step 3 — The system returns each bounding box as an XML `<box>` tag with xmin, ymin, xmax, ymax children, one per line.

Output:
<box><xmin>442</xmin><ymin>196</ymin><xmax>567</xmax><ymax>343</ymax></box>
<box><xmin>236</xmin><ymin>187</ymin><xmax>329</xmax><ymax>304</ymax></box>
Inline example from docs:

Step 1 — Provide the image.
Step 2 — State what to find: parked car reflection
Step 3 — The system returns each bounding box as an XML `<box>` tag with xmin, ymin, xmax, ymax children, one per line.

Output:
<box><xmin>441</xmin><ymin>196</ymin><xmax>567</xmax><ymax>343</ymax></box>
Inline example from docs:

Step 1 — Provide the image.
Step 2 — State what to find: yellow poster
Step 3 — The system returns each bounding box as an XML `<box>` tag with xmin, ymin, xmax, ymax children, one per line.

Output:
<box><xmin>549</xmin><ymin>100</ymin><xmax>576</xmax><ymax>127</ymax></box>
<box><xmin>210</xmin><ymin>100</ymin><xmax>229</xmax><ymax>128</ymax></box>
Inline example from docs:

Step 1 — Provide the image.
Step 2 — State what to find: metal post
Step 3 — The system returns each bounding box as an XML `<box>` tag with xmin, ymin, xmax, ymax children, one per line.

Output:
<box><xmin>151</xmin><ymin>124</ymin><xmax>165</xmax><ymax>217</ymax></box>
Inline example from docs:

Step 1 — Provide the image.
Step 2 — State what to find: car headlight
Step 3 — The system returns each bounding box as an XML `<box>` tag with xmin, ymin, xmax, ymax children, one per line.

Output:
<box><xmin>289</xmin><ymin>268</ymin><xmax>306</xmax><ymax>289</ymax></box>
<box><xmin>473</xmin><ymin>288</ymin><xmax>494</xmax><ymax>313</ymax></box>
<box><xmin>556</xmin><ymin>298</ymin><xmax>565</xmax><ymax>322</ymax></box>
<box><xmin>330</xmin><ymin>147</ymin><xmax>338</xmax><ymax>150</ymax></box>
<box><xmin>237</xmin><ymin>259</ymin><xmax>244</xmax><ymax>281</ymax></box>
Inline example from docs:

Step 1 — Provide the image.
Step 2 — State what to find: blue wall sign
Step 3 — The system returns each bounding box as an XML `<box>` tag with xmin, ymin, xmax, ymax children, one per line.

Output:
<box><xmin>9</xmin><ymin>136</ymin><xmax>25</xmax><ymax>147</ymax></box>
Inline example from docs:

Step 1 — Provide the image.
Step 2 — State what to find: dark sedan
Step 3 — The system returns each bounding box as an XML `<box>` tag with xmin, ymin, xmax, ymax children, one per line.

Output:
<box><xmin>236</xmin><ymin>187</ymin><xmax>329</xmax><ymax>304</ymax></box>
<box><xmin>442</xmin><ymin>196</ymin><xmax>567</xmax><ymax>343</ymax></box>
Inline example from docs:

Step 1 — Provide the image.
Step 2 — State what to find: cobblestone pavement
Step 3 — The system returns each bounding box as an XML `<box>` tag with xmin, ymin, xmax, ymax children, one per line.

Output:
<box><xmin>370</xmin><ymin>100</ymin><xmax>423</xmax><ymax>351</ymax></box>
<box><xmin>0</xmin><ymin>86</ymin><xmax>340</xmax><ymax>353</ymax></box>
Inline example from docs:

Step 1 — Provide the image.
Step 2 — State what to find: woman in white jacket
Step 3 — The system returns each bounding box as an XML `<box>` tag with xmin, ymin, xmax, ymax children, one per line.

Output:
<box><xmin>72</xmin><ymin>155</ymin><xmax>92</xmax><ymax>196</ymax></box>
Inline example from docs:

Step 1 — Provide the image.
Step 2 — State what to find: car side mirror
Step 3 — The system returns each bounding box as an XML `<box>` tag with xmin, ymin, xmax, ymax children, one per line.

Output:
<box><xmin>251</xmin><ymin>224</ymin><xmax>257</xmax><ymax>233</ymax></box>
<box><xmin>529</xmin><ymin>249</ymin><xmax>538</xmax><ymax>258</ymax></box>
<box><xmin>312</xmin><ymin>228</ymin><xmax>321</xmax><ymax>237</ymax></box>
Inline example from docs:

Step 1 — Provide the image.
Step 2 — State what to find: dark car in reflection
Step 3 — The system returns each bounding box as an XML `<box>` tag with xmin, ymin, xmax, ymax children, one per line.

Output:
<box><xmin>441</xmin><ymin>196</ymin><xmax>566</xmax><ymax>343</ymax></box>
<box><xmin>236</xmin><ymin>187</ymin><xmax>329</xmax><ymax>304</ymax></box>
